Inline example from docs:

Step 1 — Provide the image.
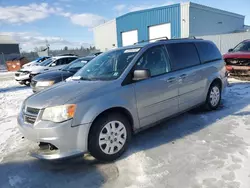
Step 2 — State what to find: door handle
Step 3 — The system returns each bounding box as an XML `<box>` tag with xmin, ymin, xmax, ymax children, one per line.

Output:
<box><xmin>166</xmin><ymin>77</ymin><xmax>176</xmax><ymax>83</ymax></box>
<box><xmin>179</xmin><ymin>74</ymin><xmax>187</xmax><ymax>79</ymax></box>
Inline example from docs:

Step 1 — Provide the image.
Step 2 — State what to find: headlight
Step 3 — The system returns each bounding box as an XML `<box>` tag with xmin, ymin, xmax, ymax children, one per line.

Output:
<box><xmin>41</xmin><ymin>104</ymin><xmax>76</xmax><ymax>123</ymax></box>
<box><xmin>36</xmin><ymin>81</ymin><xmax>54</xmax><ymax>87</ymax></box>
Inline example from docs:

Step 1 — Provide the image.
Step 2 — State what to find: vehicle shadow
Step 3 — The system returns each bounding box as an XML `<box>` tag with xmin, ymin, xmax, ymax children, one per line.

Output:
<box><xmin>0</xmin><ymin>158</ymin><xmax>114</xmax><ymax>188</ymax></box>
<box><xmin>121</xmin><ymin>85</ymin><xmax>250</xmax><ymax>159</ymax></box>
<box><xmin>0</xmin><ymin>85</ymin><xmax>29</xmax><ymax>93</ymax></box>
<box><xmin>0</xmin><ymin>82</ymin><xmax>250</xmax><ymax>187</ymax></box>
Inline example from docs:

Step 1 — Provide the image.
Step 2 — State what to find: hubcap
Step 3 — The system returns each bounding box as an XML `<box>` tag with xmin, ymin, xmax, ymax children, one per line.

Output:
<box><xmin>210</xmin><ymin>86</ymin><xmax>220</xmax><ymax>107</ymax></box>
<box><xmin>99</xmin><ymin>121</ymin><xmax>127</xmax><ymax>155</ymax></box>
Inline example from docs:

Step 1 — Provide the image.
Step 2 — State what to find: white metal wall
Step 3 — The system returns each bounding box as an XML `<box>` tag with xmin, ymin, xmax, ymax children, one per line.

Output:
<box><xmin>93</xmin><ymin>19</ymin><xmax>117</xmax><ymax>52</ymax></box>
<box><xmin>199</xmin><ymin>31</ymin><xmax>250</xmax><ymax>54</ymax></box>
<box><xmin>189</xmin><ymin>3</ymin><xmax>245</xmax><ymax>37</ymax></box>
<box><xmin>180</xmin><ymin>2</ymin><xmax>190</xmax><ymax>38</ymax></box>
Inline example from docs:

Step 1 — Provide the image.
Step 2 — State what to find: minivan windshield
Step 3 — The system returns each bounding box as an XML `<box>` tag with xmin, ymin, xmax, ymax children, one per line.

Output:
<box><xmin>40</xmin><ymin>58</ymin><xmax>53</xmax><ymax>66</ymax></box>
<box><xmin>233</xmin><ymin>41</ymin><xmax>250</xmax><ymax>52</ymax></box>
<box><xmin>73</xmin><ymin>48</ymin><xmax>140</xmax><ymax>80</ymax></box>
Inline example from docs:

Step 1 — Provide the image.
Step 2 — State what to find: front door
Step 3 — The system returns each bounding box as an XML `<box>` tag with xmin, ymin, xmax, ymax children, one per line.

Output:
<box><xmin>134</xmin><ymin>45</ymin><xmax>179</xmax><ymax>128</ymax></box>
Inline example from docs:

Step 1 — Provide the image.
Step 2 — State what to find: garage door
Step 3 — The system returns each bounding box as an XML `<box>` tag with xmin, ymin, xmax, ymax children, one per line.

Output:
<box><xmin>122</xmin><ymin>30</ymin><xmax>138</xmax><ymax>46</ymax></box>
<box><xmin>149</xmin><ymin>23</ymin><xmax>171</xmax><ymax>42</ymax></box>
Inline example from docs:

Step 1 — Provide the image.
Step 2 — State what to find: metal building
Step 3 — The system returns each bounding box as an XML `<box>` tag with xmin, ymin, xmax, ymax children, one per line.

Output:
<box><xmin>93</xmin><ymin>2</ymin><xmax>245</xmax><ymax>51</ymax></box>
<box><xmin>93</xmin><ymin>19</ymin><xmax>117</xmax><ymax>52</ymax></box>
<box><xmin>0</xmin><ymin>35</ymin><xmax>20</xmax><ymax>69</ymax></box>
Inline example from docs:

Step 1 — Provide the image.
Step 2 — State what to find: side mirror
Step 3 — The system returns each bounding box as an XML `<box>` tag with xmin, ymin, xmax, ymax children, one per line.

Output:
<box><xmin>133</xmin><ymin>69</ymin><xmax>151</xmax><ymax>81</ymax></box>
<box><xmin>51</xmin><ymin>63</ymin><xmax>56</xmax><ymax>67</ymax></box>
<box><xmin>228</xmin><ymin>49</ymin><xmax>233</xmax><ymax>52</ymax></box>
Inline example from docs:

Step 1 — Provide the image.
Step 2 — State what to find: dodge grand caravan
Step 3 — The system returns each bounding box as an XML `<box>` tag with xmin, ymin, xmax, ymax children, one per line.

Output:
<box><xmin>18</xmin><ymin>39</ymin><xmax>227</xmax><ymax>161</ymax></box>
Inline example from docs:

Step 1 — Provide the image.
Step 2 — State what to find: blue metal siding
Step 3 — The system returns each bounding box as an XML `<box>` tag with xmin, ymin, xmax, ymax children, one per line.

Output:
<box><xmin>116</xmin><ymin>4</ymin><xmax>181</xmax><ymax>47</ymax></box>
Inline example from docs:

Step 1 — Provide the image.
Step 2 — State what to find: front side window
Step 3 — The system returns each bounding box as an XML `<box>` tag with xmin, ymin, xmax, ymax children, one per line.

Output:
<box><xmin>233</xmin><ymin>41</ymin><xmax>250</xmax><ymax>52</ymax></box>
<box><xmin>166</xmin><ymin>43</ymin><xmax>200</xmax><ymax>71</ymax></box>
<box><xmin>74</xmin><ymin>48</ymin><xmax>140</xmax><ymax>80</ymax></box>
<box><xmin>57</xmin><ymin>58</ymin><xmax>68</xmax><ymax>65</ymax></box>
<box><xmin>135</xmin><ymin>45</ymin><xmax>170</xmax><ymax>77</ymax></box>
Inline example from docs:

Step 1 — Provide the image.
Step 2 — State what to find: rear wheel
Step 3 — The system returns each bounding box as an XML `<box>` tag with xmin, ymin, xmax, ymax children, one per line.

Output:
<box><xmin>205</xmin><ymin>82</ymin><xmax>221</xmax><ymax>110</ymax></box>
<box><xmin>88</xmin><ymin>113</ymin><xmax>131</xmax><ymax>161</ymax></box>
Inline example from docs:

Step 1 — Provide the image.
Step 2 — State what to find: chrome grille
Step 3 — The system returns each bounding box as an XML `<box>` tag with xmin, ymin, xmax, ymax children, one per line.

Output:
<box><xmin>24</xmin><ymin>115</ymin><xmax>37</xmax><ymax>124</ymax></box>
<box><xmin>226</xmin><ymin>58</ymin><xmax>250</xmax><ymax>66</ymax></box>
<box><xmin>24</xmin><ymin>106</ymin><xmax>40</xmax><ymax>125</ymax></box>
<box><xmin>26</xmin><ymin>107</ymin><xmax>40</xmax><ymax>115</ymax></box>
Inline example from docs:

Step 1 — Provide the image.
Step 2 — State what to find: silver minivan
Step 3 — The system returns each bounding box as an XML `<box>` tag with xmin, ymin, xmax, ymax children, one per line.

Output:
<box><xmin>18</xmin><ymin>39</ymin><xmax>227</xmax><ymax>161</ymax></box>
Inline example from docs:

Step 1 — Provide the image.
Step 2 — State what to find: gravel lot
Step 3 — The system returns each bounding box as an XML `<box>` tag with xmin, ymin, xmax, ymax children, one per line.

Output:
<box><xmin>0</xmin><ymin>78</ymin><xmax>250</xmax><ymax>188</ymax></box>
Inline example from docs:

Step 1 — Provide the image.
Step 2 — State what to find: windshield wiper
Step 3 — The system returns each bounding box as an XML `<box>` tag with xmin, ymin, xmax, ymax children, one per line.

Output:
<box><xmin>79</xmin><ymin>77</ymin><xmax>93</xmax><ymax>81</ymax></box>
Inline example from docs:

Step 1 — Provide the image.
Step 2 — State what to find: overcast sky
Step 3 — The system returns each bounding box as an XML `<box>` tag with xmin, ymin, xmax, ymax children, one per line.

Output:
<box><xmin>0</xmin><ymin>0</ymin><xmax>249</xmax><ymax>51</ymax></box>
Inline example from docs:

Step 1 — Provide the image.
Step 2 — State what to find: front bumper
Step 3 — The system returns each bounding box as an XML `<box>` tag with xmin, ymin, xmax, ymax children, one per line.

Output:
<box><xmin>17</xmin><ymin>112</ymin><xmax>91</xmax><ymax>160</ymax></box>
<box><xmin>226</xmin><ymin>65</ymin><xmax>250</xmax><ymax>76</ymax></box>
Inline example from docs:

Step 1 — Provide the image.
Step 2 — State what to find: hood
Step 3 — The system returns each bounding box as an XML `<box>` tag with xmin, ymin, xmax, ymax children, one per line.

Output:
<box><xmin>223</xmin><ymin>51</ymin><xmax>250</xmax><ymax>59</ymax></box>
<box><xmin>33</xmin><ymin>70</ymin><xmax>73</xmax><ymax>81</ymax></box>
<box><xmin>25</xmin><ymin>80</ymin><xmax>111</xmax><ymax>109</ymax></box>
<box><xmin>21</xmin><ymin>65</ymin><xmax>45</xmax><ymax>72</ymax></box>
<box><xmin>22</xmin><ymin>61</ymin><xmax>35</xmax><ymax>68</ymax></box>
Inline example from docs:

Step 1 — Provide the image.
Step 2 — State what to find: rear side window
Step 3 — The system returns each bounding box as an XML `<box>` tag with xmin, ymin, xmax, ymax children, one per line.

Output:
<box><xmin>195</xmin><ymin>42</ymin><xmax>222</xmax><ymax>63</ymax></box>
<box><xmin>166</xmin><ymin>43</ymin><xmax>200</xmax><ymax>71</ymax></box>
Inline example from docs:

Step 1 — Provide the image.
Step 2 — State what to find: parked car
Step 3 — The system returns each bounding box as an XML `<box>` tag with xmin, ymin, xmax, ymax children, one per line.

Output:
<box><xmin>31</xmin><ymin>56</ymin><xmax>95</xmax><ymax>93</ymax></box>
<box><xmin>18</xmin><ymin>39</ymin><xmax>227</xmax><ymax>161</ymax></box>
<box><xmin>22</xmin><ymin>56</ymin><xmax>50</xmax><ymax>68</ymax></box>
<box><xmin>223</xmin><ymin>39</ymin><xmax>250</xmax><ymax>76</ymax></box>
<box><xmin>15</xmin><ymin>56</ymin><xmax>77</xmax><ymax>85</ymax></box>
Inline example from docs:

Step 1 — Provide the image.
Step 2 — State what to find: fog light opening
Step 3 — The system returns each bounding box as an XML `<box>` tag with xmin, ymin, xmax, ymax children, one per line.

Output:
<box><xmin>39</xmin><ymin>142</ymin><xmax>58</xmax><ymax>151</ymax></box>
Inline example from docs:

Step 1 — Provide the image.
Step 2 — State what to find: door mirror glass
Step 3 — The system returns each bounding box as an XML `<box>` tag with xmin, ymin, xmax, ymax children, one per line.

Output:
<box><xmin>51</xmin><ymin>63</ymin><xmax>56</xmax><ymax>67</ymax></box>
<box><xmin>228</xmin><ymin>48</ymin><xmax>233</xmax><ymax>52</ymax></box>
<box><xmin>133</xmin><ymin>69</ymin><xmax>151</xmax><ymax>81</ymax></box>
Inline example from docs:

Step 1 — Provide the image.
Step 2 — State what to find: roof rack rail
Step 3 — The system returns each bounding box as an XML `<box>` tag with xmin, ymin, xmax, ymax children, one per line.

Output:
<box><xmin>158</xmin><ymin>36</ymin><xmax>202</xmax><ymax>41</ymax></box>
<box><xmin>57</xmin><ymin>53</ymin><xmax>78</xmax><ymax>56</ymax></box>
<box><xmin>134</xmin><ymin>37</ymin><xmax>169</xmax><ymax>45</ymax></box>
<box><xmin>134</xmin><ymin>36</ymin><xmax>202</xmax><ymax>45</ymax></box>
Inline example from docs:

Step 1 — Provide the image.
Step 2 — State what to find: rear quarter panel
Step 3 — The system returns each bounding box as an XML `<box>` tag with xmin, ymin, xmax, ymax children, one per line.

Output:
<box><xmin>201</xmin><ymin>59</ymin><xmax>227</xmax><ymax>101</ymax></box>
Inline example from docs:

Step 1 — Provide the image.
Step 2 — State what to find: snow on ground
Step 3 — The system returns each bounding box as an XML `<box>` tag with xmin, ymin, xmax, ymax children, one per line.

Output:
<box><xmin>0</xmin><ymin>78</ymin><xmax>250</xmax><ymax>188</ymax></box>
<box><xmin>0</xmin><ymin>80</ymin><xmax>32</xmax><ymax>162</ymax></box>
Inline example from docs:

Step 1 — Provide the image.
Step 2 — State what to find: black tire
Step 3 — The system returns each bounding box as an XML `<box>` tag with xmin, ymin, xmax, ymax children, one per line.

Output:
<box><xmin>88</xmin><ymin>113</ymin><xmax>132</xmax><ymax>162</ymax></box>
<box><xmin>24</xmin><ymin>82</ymin><xmax>30</xmax><ymax>86</ymax></box>
<box><xmin>18</xmin><ymin>81</ymin><xmax>24</xmax><ymax>85</ymax></box>
<box><xmin>205</xmin><ymin>82</ymin><xmax>221</xmax><ymax>110</ymax></box>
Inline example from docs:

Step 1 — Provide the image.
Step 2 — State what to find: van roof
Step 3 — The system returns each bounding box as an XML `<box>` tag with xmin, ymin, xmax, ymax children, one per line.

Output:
<box><xmin>118</xmin><ymin>38</ymin><xmax>206</xmax><ymax>50</ymax></box>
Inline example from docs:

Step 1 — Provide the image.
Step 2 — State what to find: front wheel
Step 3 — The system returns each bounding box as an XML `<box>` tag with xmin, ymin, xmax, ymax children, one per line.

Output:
<box><xmin>24</xmin><ymin>81</ymin><xmax>30</xmax><ymax>86</ymax></box>
<box><xmin>88</xmin><ymin>113</ymin><xmax>131</xmax><ymax>161</ymax></box>
<box><xmin>205</xmin><ymin>82</ymin><xmax>221</xmax><ymax>110</ymax></box>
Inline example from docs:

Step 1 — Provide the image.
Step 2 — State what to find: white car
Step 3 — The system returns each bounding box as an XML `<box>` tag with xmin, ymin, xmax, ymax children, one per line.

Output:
<box><xmin>15</xmin><ymin>56</ymin><xmax>78</xmax><ymax>85</ymax></box>
<box><xmin>22</xmin><ymin>56</ymin><xmax>50</xmax><ymax>68</ymax></box>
